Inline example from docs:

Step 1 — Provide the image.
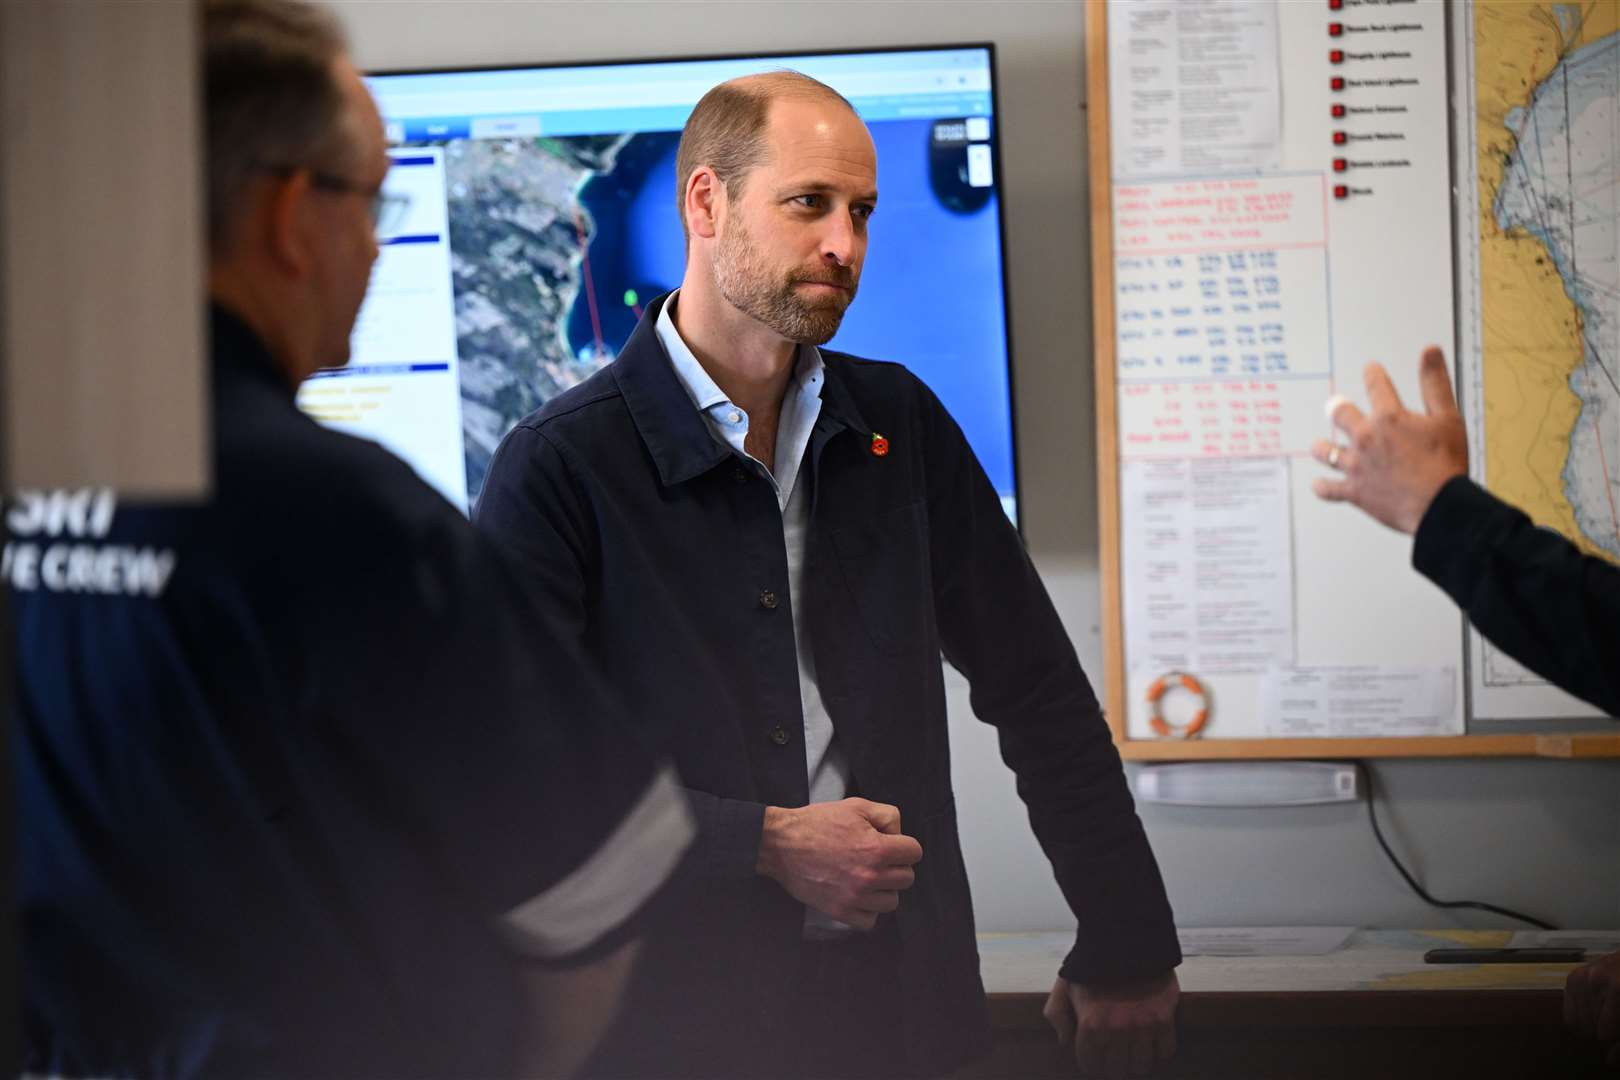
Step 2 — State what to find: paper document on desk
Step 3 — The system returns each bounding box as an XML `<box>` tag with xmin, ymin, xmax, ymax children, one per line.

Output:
<box><xmin>1509</xmin><ymin>931</ymin><xmax>1620</xmax><ymax>954</ymax></box>
<box><xmin>1177</xmin><ymin>926</ymin><xmax>1355</xmax><ymax>957</ymax></box>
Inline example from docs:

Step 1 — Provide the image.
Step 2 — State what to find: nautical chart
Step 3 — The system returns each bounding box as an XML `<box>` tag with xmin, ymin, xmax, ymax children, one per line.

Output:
<box><xmin>1455</xmin><ymin>0</ymin><xmax>1620</xmax><ymax>718</ymax></box>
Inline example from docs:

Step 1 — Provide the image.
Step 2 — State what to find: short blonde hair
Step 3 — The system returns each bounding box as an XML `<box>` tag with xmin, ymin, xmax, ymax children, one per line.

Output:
<box><xmin>673</xmin><ymin>71</ymin><xmax>856</xmax><ymax>238</ymax></box>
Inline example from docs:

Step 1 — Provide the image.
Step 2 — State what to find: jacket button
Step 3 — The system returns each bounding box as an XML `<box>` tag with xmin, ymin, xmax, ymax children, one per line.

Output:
<box><xmin>732</xmin><ymin>465</ymin><xmax>749</xmax><ymax>484</ymax></box>
<box><xmin>770</xmin><ymin>726</ymin><xmax>790</xmax><ymax>746</ymax></box>
<box><xmin>758</xmin><ymin>589</ymin><xmax>779</xmax><ymax>610</ymax></box>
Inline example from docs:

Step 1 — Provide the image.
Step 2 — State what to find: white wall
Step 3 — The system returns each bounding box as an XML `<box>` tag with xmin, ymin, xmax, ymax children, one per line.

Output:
<box><xmin>334</xmin><ymin>0</ymin><xmax>1620</xmax><ymax>934</ymax></box>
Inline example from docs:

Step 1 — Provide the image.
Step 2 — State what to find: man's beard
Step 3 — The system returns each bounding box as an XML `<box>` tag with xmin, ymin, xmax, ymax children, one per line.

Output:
<box><xmin>713</xmin><ymin>215</ymin><xmax>858</xmax><ymax>345</ymax></box>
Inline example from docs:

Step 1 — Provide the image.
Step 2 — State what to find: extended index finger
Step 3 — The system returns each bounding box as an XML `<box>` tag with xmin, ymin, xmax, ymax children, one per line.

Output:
<box><xmin>1363</xmin><ymin>361</ymin><xmax>1404</xmax><ymax>416</ymax></box>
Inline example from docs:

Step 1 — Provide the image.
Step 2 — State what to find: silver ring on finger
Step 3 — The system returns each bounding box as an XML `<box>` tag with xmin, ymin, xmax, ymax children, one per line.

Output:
<box><xmin>1328</xmin><ymin>445</ymin><xmax>1342</xmax><ymax>469</ymax></box>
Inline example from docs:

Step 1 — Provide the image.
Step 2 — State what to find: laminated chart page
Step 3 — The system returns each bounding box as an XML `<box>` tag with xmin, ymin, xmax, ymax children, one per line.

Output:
<box><xmin>1107</xmin><ymin>0</ymin><xmax>1466</xmax><ymax>740</ymax></box>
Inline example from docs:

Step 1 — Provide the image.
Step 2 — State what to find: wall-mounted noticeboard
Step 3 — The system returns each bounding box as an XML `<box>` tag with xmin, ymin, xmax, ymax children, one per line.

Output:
<box><xmin>1086</xmin><ymin>0</ymin><xmax>1620</xmax><ymax>760</ymax></box>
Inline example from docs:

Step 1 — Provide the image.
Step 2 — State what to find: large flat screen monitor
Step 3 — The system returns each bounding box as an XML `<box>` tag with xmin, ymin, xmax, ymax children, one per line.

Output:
<box><xmin>298</xmin><ymin>46</ymin><xmax>1018</xmax><ymax>522</ymax></box>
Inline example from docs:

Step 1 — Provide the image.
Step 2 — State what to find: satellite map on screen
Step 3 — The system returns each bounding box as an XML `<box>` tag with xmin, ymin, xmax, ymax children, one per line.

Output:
<box><xmin>318</xmin><ymin>52</ymin><xmax>1014</xmax><ymax>520</ymax></box>
<box><xmin>438</xmin><ymin>132</ymin><xmax>672</xmax><ymax>498</ymax></box>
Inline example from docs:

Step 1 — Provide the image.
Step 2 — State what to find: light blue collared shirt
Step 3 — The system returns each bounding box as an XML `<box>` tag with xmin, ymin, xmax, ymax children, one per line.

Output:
<box><xmin>656</xmin><ymin>292</ymin><xmax>823</xmax><ymax>511</ymax></box>
<box><xmin>655</xmin><ymin>292</ymin><xmax>854</xmax><ymax>939</ymax></box>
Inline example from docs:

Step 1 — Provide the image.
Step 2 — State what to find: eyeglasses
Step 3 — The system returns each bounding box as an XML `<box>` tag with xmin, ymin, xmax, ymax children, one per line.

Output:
<box><xmin>308</xmin><ymin>171</ymin><xmax>412</xmax><ymax>236</ymax></box>
<box><xmin>256</xmin><ymin>163</ymin><xmax>411</xmax><ymax>236</ymax></box>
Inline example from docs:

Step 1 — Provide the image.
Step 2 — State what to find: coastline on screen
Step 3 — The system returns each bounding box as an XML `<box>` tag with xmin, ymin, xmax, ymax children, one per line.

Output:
<box><xmin>295</xmin><ymin>46</ymin><xmax>1019</xmax><ymax>525</ymax></box>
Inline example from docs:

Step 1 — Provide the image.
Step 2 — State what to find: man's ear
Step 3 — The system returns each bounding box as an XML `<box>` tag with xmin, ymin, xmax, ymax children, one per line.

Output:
<box><xmin>264</xmin><ymin>169</ymin><xmax>315</xmax><ymax>277</ymax></box>
<box><xmin>685</xmin><ymin>166</ymin><xmax>721</xmax><ymax>241</ymax></box>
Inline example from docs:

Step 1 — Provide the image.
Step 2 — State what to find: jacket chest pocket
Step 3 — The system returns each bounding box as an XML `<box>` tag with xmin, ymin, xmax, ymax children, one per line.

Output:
<box><xmin>827</xmin><ymin>500</ymin><xmax>933</xmax><ymax>657</ymax></box>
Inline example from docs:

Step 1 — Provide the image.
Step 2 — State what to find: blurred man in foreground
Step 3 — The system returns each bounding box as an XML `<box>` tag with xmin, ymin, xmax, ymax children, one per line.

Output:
<box><xmin>1313</xmin><ymin>345</ymin><xmax>1619</xmax><ymax>1067</ymax></box>
<box><xmin>11</xmin><ymin>1</ymin><xmax>691</xmax><ymax>1074</ymax></box>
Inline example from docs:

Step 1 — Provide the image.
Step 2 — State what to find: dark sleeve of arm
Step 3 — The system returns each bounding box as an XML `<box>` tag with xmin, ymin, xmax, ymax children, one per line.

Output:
<box><xmin>475</xmin><ymin>425</ymin><xmax>766</xmax><ymax>888</ymax></box>
<box><xmin>321</xmin><ymin>467</ymin><xmax>693</xmax><ymax>965</ymax></box>
<box><xmin>1413</xmin><ymin>476</ymin><xmax>1620</xmax><ymax>717</ymax></box>
<box><xmin>917</xmin><ymin>383</ymin><xmax>1181</xmax><ymax>985</ymax></box>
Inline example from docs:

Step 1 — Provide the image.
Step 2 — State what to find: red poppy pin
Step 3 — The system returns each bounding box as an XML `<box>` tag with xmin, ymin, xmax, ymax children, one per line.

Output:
<box><xmin>870</xmin><ymin>433</ymin><xmax>890</xmax><ymax>457</ymax></box>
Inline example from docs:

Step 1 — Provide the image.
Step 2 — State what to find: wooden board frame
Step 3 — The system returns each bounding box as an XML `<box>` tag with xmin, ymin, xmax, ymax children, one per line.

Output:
<box><xmin>1084</xmin><ymin>0</ymin><xmax>1620</xmax><ymax>761</ymax></box>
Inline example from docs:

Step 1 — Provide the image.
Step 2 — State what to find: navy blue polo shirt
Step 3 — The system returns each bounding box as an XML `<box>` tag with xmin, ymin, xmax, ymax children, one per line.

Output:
<box><xmin>10</xmin><ymin>306</ymin><xmax>690</xmax><ymax>1078</ymax></box>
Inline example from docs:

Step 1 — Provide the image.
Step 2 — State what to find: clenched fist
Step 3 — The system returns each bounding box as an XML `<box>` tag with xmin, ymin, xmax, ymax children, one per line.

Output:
<box><xmin>756</xmin><ymin>797</ymin><xmax>922</xmax><ymax>930</ymax></box>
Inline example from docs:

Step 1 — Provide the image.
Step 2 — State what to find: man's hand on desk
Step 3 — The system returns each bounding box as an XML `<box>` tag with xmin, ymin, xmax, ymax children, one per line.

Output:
<box><xmin>755</xmin><ymin>798</ymin><xmax>923</xmax><ymax>930</ymax></box>
<box><xmin>1565</xmin><ymin>950</ymin><xmax>1620</xmax><ymax>1068</ymax></box>
<box><xmin>1043</xmin><ymin>970</ymin><xmax>1179</xmax><ymax>1079</ymax></box>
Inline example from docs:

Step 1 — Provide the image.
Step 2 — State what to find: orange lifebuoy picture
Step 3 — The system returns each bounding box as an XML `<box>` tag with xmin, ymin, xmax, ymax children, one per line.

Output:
<box><xmin>1146</xmin><ymin>670</ymin><xmax>1210</xmax><ymax>738</ymax></box>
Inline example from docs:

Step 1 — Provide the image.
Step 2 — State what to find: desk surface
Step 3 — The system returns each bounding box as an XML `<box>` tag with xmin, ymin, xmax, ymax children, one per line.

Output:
<box><xmin>967</xmin><ymin>930</ymin><xmax>1613</xmax><ymax>1077</ymax></box>
<box><xmin>978</xmin><ymin>928</ymin><xmax>1581</xmax><ymax>996</ymax></box>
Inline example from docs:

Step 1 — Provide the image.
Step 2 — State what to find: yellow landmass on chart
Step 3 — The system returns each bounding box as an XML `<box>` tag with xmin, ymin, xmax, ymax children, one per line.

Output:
<box><xmin>1475</xmin><ymin>0</ymin><xmax>1620</xmax><ymax>561</ymax></box>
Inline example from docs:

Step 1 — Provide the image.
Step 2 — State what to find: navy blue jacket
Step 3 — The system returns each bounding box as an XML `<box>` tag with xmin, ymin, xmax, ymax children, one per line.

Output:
<box><xmin>1415</xmin><ymin>475</ymin><xmax>1620</xmax><ymax>716</ymax></box>
<box><xmin>477</xmin><ymin>294</ymin><xmax>1180</xmax><ymax>1077</ymax></box>
<box><xmin>12</xmin><ymin>307</ymin><xmax>677</xmax><ymax>1078</ymax></box>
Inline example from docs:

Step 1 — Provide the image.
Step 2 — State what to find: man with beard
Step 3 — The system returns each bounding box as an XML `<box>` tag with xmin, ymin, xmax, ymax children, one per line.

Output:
<box><xmin>476</xmin><ymin>72</ymin><xmax>1181</xmax><ymax>1080</ymax></box>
